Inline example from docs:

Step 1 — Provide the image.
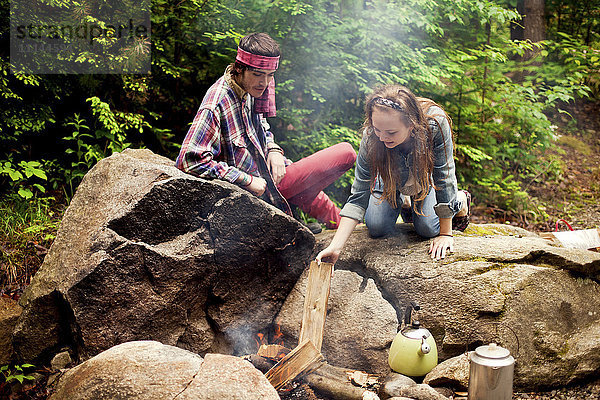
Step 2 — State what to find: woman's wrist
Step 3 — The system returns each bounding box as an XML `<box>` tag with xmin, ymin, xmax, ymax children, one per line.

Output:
<box><xmin>438</xmin><ymin>233</ymin><xmax>453</xmax><ymax>237</ymax></box>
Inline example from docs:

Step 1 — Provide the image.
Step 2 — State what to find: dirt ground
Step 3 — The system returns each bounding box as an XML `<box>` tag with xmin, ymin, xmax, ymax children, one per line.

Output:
<box><xmin>472</xmin><ymin>98</ymin><xmax>600</xmax><ymax>234</ymax></box>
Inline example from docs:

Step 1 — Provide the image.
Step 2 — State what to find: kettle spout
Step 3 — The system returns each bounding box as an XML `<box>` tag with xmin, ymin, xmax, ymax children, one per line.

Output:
<box><xmin>418</xmin><ymin>338</ymin><xmax>431</xmax><ymax>355</ymax></box>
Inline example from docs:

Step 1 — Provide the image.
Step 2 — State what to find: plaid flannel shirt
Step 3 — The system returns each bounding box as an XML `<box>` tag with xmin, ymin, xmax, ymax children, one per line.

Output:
<box><xmin>175</xmin><ymin>71</ymin><xmax>291</xmax><ymax>215</ymax></box>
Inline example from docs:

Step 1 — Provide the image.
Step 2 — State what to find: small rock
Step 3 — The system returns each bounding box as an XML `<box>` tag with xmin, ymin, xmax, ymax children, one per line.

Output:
<box><xmin>394</xmin><ymin>383</ymin><xmax>449</xmax><ymax>400</ymax></box>
<box><xmin>51</xmin><ymin>351</ymin><xmax>72</xmax><ymax>371</ymax></box>
<box><xmin>381</xmin><ymin>372</ymin><xmax>417</xmax><ymax>398</ymax></box>
<box><xmin>363</xmin><ymin>391</ymin><xmax>380</xmax><ymax>400</ymax></box>
<box><xmin>423</xmin><ymin>353</ymin><xmax>470</xmax><ymax>390</ymax></box>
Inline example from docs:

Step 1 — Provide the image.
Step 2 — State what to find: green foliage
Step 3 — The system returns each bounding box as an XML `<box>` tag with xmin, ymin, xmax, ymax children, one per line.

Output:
<box><xmin>0</xmin><ymin>197</ymin><xmax>62</xmax><ymax>286</ymax></box>
<box><xmin>0</xmin><ymin>160</ymin><xmax>48</xmax><ymax>199</ymax></box>
<box><xmin>0</xmin><ymin>363</ymin><xmax>35</xmax><ymax>385</ymax></box>
<box><xmin>0</xmin><ymin>0</ymin><xmax>598</xmax><ymax>223</ymax></box>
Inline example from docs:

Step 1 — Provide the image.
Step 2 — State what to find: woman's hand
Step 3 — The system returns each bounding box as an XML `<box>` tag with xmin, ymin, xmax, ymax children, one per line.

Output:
<box><xmin>315</xmin><ymin>217</ymin><xmax>359</xmax><ymax>269</ymax></box>
<box><xmin>316</xmin><ymin>245</ymin><xmax>341</xmax><ymax>265</ymax></box>
<box><xmin>429</xmin><ymin>235</ymin><xmax>454</xmax><ymax>260</ymax></box>
<box><xmin>267</xmin><ymin>151</ymin><xmax>286</xmax><ymax>185</ymax></box>
<box><xmin>246</xmin><ymin>176</ymin><xmax>267</xmax><ymax>196</ymax></box>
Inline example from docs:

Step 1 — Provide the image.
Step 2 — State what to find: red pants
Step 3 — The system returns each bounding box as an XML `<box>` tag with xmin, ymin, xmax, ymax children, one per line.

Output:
<box><xmin>277</xmin><ymin>142</ymin><xmax>356</xmax><ymax>229</ymax></box>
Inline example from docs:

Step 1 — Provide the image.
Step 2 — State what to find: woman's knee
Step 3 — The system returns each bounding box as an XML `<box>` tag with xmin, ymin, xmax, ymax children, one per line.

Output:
<box><xmin>365</xmin><ymin>214</ymin><xmax>395</xmax><ymax>238</ymax></box>
<box><xmin>413</xmin><ymin>218</ymin><xmax>439</xmax><ymax>238</ymax></box>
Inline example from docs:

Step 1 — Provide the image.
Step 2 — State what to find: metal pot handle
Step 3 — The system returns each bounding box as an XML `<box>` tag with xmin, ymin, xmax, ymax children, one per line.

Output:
<box><xmin>465</xmin><ymin>322</ymin><xmax>520</xmax><ymax>359</ymax></box>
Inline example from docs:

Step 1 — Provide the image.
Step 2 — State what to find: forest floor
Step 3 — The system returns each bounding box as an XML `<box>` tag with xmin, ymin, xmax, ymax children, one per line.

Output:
<box><xmin>471</xmin><ymin>97</ymin><xmax>600</xmax><ymax>233</ymax></box>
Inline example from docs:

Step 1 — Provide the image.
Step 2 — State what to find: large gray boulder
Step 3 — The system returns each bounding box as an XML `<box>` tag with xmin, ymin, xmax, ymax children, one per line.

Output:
<box><xmin>49</xmin><ymin>340</ymin><xmax>279</xmax><ymax>400</ymax></box>
<box><xmin>13</xmin><ymin>149</ymin><xmax>314</xmax><ymax>363</ymax></box>
<box><xmin>277</xmin><ymin>223</ymin><xmax>600</xmax><ymax>389</ymax></box>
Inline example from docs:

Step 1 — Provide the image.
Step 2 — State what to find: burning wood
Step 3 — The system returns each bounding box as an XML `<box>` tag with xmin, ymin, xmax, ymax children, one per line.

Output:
<box><xmin>244</xmin><ymin>353</ymin><xmax>277</xmax><ymax>373</ymax></box>
<box><xmin>258</xmin><ymin>344</ymin><xmax>290</xmax><ymax>359</ymax></box>
<box><xmin>265</xmin><ymin>339</ymin><xmax>325</xmax><ymax>390</ymax></box>
<box><xmin>248</xmin><ymin>261</ymin><xmax>333</xmax><ymax>391</ymax></box>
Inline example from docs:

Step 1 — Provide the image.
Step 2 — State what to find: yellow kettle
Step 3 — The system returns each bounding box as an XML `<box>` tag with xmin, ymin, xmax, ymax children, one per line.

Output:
<box><xmin>388</xmin><ymin>303</ymin><xmax>438</xmax><ymax>377</ymax></box>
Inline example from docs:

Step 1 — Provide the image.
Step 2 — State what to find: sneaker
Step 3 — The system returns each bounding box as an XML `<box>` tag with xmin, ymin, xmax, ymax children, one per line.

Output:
<box><xmin>290</xmin><ymin>205</ymin><xmax>323</xmax><ymax>234</ymax></box>
<box><xmin>304</xmin><ymin>222</ymin><xmax>322</xmax><ymax>234</ymax></box>
<box><xmin>452</xmin><ymin>190</ymin><xmax>471</xmax><ymax>232</ymax></box>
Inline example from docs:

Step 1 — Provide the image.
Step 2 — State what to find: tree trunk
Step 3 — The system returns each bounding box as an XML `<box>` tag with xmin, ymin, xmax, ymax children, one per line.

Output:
<box><xmin>523</xmin><ymin>0</ymin><xmax>546</xmax><ymax>43</ymax></box>
<box><xmin>511</xmin><ymin>0</ymin><xmax>546</xmax><ymax>61</ymax></box>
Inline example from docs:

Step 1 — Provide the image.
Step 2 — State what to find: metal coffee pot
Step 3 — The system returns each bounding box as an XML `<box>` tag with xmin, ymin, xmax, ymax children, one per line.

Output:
<box><xmin>388</xmin><ymin>303</ymin><xmax>438</xmax><ymax>377</ymax></box>
<box><xmin>468</xmin><ymin>342</ymin><xmax>514</xmax><ymax>400</ymax></box>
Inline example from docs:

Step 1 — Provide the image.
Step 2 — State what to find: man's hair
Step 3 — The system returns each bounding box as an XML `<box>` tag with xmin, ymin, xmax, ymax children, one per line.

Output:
<box><xmin>231</xmin><ymin>33</ymin><xmax>280</xmax><ymax>76</ymax></box>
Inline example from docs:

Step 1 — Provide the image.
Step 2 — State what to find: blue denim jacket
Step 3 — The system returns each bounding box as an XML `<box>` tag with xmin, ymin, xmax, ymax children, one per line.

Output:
<box><xmin>340</xmin><ymin>106</ymin><xmax>461</xmax><ymax>221</ymax></box>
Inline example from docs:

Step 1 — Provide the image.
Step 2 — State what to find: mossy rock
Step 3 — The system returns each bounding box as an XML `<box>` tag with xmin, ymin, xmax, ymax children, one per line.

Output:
<box><xmin>461</xmin><ymin>223</ymin><xmax>535</xmax><ymax>238</ymax></box>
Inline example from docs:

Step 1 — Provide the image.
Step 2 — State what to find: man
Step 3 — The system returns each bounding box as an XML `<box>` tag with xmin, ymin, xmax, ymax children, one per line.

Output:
<box><xmin>176</xmin><ymin>33</ymin><xmax>356</xmax><ymax>229</ymax></box>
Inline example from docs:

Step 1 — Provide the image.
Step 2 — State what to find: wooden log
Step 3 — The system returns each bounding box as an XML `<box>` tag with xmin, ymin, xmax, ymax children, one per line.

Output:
<box><xmin>244</xmin><ymin>354</ymin><xmax>277</xmax><ymax>373</ymax></box>
<box><xmin>265</xmin><ymin>339</ymin><xmax>325</xmax><ymax>390</ymax></box>
<box><xmin>304</xmin><ymin>363</ymin><xmax>373</xmax><ymax>400</ymax></box>
<box><xmin>299</xmin><ymin>260</ymin><xmax>333</xmax><ymax>352</ymax></box>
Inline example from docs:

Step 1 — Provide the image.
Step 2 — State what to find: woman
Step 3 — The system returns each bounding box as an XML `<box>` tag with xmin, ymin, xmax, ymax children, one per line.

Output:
<box><xmin>316</xmin><ymin>84</ymin><xmax>470</xmax><ymax>263</ymax></box>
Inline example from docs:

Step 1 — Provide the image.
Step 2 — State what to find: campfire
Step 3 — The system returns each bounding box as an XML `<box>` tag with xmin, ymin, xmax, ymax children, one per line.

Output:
<box><xmin>245</xmin><ymin>260</ymin><xmax>331</xmax><ymax>389</ymax></box>
<box><xmin>244</xmin><ymin>261</ymin><xmax>382</xmax><ymax>399</ymax></box>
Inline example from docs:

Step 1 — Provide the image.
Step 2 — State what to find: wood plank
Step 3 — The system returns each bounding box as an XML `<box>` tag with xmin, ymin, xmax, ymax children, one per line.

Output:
<box><xmin>265</xmin><ymin>339</ymin><xmax>325</xmax><ymax>390</ymax></box>
<box><xmin>298</xmin><ymin>261</ymin><xmax>333</xmax><ymax>352</ymax></box>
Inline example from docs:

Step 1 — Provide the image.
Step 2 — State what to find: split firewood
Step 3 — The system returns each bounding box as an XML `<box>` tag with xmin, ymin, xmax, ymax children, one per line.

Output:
<box><xmin>346</xmin><ymin>370</ymin><xmax>379</xmax><ymax>388</ymax></box>
<box><xmin>305</xmin><ymin>363</ymin><xmax>372</xmax><ymax>400</ymax></box>
<box><xmin>265</xmin><ymin>339</ymin><xmax>325</xmax><ymax>390</ymax></box>
<box><xmin>299</xmin><ymin>261</ymin><xmax>333</xmax><ymax>352</ymax></box>
<box><xmin>257</xmin><ymin>344</ymin><xmax>290</xmax><ymax>359</ymax></box>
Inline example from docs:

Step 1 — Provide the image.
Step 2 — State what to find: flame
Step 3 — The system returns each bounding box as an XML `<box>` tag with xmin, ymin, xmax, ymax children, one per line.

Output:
<box><xmin>272</xmin><ymin>324</ymin><xmax>284</xmax><ymax>346</ymax></box>
<box><xmin>255</xmin><ymin>324</ymin><xmax>287</xmax><ymax>359</ymax></box>
<box><xmin>255</xmin><ymin>332</ymin><xmax>268</xmax><ymax>349</ymax></box>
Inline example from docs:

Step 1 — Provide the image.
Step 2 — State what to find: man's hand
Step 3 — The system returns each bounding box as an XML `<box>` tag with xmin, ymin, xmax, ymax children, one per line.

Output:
<box><xmin>246</xmin><ymin>176</ymin><xmax>267</xmax><ymax>196</ymax></box>
<box><xmin>429</xmin><ymin>235</ymin><xmax>454</xmax><ymax>260</ymax></box>
<box><xmin>267</xmin><ymin>151</ymin><xmax>286</xmax><ymax>185</ymax></box>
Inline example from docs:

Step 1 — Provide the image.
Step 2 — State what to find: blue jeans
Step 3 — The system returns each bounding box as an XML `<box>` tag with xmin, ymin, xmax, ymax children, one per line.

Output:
<box><xmin>364</xmin><ymin>178</ymin><xmax>439</xmax><ymax>239</ymax></box>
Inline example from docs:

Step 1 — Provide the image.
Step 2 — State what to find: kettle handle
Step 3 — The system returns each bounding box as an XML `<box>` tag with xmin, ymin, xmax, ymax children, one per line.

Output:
<box><xmin>404</xmin><ymin>302</ymin><xmax>420</xmax><ymax>326</ymax></box>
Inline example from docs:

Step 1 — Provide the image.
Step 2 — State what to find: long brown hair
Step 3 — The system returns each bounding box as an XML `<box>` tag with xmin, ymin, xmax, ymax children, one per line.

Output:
<box><xmin>363</xmin><ymin>85</ymin><xmax>452</xmax><ymax>211</ymax></box>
